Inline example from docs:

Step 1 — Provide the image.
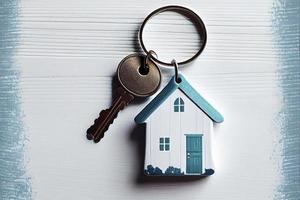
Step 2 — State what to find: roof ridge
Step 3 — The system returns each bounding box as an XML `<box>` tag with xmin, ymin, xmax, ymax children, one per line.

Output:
<box><xmin>134</xmin><ymin>74</ymin><xmax>224</xmax><ymax>124</ymax></box>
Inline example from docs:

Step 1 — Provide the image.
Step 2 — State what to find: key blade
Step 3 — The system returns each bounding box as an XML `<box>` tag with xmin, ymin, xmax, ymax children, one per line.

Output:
<box><xmin>86</xmin><ymin>87</ymin><xmax>134</xmax><ymax>143</ymax></box>
<box><xmin>92</xmin><ymin>99</ymin><xmax>125</xmax><ymax>142</ymax></box>
<box><xmin>86</xmin><ymin>109</ymin><xmax>110</xmax><ymax>140</ymax></box>
<box><xmin>93</xmin><ymin>90</ymin><xmax>134</xmax><ymax>143</ymax></box>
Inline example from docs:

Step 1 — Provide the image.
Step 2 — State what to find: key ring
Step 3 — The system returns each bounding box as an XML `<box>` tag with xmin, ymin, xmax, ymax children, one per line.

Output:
<box><xmin>171</xmin><ymin>59</ymin><xmax>180</xmax><ymax>83</ymax></box>
<box><xmin>139</xmin><ymin>5</ymin><xmax>207</xmax><ymax>67</ymax></box>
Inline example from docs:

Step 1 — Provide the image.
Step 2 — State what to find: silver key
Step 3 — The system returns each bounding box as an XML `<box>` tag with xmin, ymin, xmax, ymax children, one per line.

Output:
<box><xmin>87</xmin><ymin>53</ymin><xmax>161</xmax><ymax>143</ymax></box>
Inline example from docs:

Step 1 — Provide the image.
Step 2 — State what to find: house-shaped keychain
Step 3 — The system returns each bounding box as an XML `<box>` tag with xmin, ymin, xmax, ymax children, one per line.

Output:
<box><xmin>135</xmin><ymin>74</ymin><xmax>224</xmax><ymax>176</ymax></box>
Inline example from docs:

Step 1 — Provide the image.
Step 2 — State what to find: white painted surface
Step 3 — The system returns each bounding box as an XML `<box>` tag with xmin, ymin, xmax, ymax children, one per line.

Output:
<box><xmin>145</xmin><ymin>89</ymin><xmax>213</xmax><ymax>174</ymax></box>
<box><xmin>18</xmin><ymin>0</ymin><xmax>281</xmax><ymax>199</ymax></box>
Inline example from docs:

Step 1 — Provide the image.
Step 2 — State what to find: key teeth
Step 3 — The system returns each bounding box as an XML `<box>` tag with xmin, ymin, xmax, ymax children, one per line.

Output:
<box><xmin>86</xmin><ymin>109</ymin><xmax>109</xmax><ymax>139</ymax></box>
<box><xmin>93</xmin><ymin>137</ymin><xmax>101</xmax><ymax>143</ymax></box>
<box><xmin>96</xmin><ymin>109</ymin><xmax>108</xmax><ymax>122</ymax></box>
<box><xmin>86</xmin><ymin>89</ymin><xmax>134</xmax><ymax>143</ymax></box>
<box><xmin>86</xmin><ymin>123</ymin><xmax>98</xmax><ymax>139</ymax></box>
<box><xmin>93</xmin><ymin>111</ymin><xmax>120</xmax><ymax>143</ymax></box>
<box><xmin>86</xmin><ymin>132</ymin><xmax>94</xmax><ymax>140</ymax></box>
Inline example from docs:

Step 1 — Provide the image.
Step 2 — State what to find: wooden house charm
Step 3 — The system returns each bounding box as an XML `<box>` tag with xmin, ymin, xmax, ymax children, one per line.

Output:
<box><xmin>135</xmin><ymin>74</ymin><xmax>224</xmax><ymax>176</ymax></box>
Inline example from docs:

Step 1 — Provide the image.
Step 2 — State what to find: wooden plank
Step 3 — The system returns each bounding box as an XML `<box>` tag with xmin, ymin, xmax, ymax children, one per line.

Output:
<box><xmin>2</xmin><ymin>0</ymin><xmax>299</xmax><ymax>199</ymax></box>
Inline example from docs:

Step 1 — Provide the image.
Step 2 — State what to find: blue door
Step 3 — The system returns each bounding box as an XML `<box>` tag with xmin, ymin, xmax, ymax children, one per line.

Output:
<box><xmin>186</xmin><ymin>134</ymin><xmax>203</xmax><ymax>174</ymax></box>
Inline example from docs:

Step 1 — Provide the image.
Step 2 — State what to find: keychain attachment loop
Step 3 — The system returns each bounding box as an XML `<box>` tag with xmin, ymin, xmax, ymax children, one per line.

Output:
<box><xmin>140</xmin><ymin>50</ymin><xmax>158</xmax><ymax>75</ymax></box>
<box><xmin>139</xmin><ymin>5</ymin><xmax>207</xmax><ymax>67</ymax></box>
<box><xmin>171</xmin><ymin>59</ymin><xmax>180</xmax><ymax>83</ymax></box>
<box><xmin>145</xmin><ymin>50</ymin><xmax>158</xmax><ymax>67</ymax></box>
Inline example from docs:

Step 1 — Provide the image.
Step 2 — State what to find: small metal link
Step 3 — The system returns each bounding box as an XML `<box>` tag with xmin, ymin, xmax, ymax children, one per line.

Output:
<box><xmin>171</xmin><ymin>59</ymin><xmax>180</xmax><ymax>83</ymax></box>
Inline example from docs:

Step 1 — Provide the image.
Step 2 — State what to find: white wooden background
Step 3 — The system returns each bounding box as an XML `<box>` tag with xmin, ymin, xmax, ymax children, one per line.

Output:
<box><xmin>16</xmin><ymin>0</ymin><xmax>283</xmax><ymax>199</ymax></box>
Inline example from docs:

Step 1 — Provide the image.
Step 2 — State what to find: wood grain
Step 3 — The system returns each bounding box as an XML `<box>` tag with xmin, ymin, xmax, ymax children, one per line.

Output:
<box><xmin>2</xmin><ymin>0</ymin><xmax>297</xmax><ymax>199</ymax></box>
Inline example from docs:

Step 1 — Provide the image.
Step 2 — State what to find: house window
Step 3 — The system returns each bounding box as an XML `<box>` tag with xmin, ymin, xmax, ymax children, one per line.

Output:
<box><xmin>159</xmin><ymin>137</ymin><xmax>170</xmax><ymax>151</ymax></box>
<box><xmin>174</xmin><ymin>97</ymin><xmax>184</xmax><ymax>112</ymax></box>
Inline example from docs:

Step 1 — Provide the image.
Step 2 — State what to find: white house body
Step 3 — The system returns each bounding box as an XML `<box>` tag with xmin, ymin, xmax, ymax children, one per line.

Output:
<box><xmin>135</xmin><ymin>75</ymin><xmax>223</xmax><ymax>176</ymax></box>
<box><xmin>145</xmin><ymin>89</ymin><xmax>213</xmax><ymax>175</ymax></box>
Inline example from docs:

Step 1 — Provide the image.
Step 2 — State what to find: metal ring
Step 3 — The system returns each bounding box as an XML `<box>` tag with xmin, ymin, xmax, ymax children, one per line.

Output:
<box><xmin>144</xmin><ymin>50</ymin><xmax>158</xmax><ymax>68</ymax></box>
<box><xmin>171</xmin><ymin>59</ymin><xmax>180</xmax><ymax>83</ymax></box>
<box><xmin>139</xmin><ymin>5</ymin><xmax>207</xmax><ymax>67</ymax></box>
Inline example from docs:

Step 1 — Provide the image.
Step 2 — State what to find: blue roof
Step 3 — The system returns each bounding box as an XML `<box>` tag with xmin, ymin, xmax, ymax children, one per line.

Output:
<box><xmin>135</xmin><ymin>74</ymin><xmax>224</xmax><ymax>124</ymax></box>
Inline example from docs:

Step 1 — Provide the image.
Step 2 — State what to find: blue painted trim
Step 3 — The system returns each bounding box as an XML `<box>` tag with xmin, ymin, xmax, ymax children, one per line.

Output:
<box><xmin>135</xmin><ymin>74</ymin><xmax>224</xmax><ymax>123</ymax></box>
<box><xmin>273</xmin><ymin>0</ymin><xmax>300</xmax><ymax>199</ymax></box>
<box><xmin>178</xmin><ymin>74</ymin><xmax>224</xmax><ymax>123</ymax></box>
<box><xmin>0</xmin><ymin>1</ymin><xmax>32</xmax><ymax>199</ymax></box>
